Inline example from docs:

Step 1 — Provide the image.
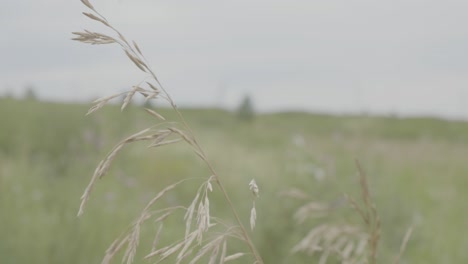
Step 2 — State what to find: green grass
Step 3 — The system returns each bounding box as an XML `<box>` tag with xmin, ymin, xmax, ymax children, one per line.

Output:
<box><xmin>0</xmin><ymin>97</ymin><xmax>467</xmax><ymax>263</ymax></box>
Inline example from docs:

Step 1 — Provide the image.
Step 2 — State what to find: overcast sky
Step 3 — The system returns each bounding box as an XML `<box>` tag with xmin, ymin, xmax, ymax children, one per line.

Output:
<box><xmin>2</xmin><ymin>0</ymin><xmax>468</xmax><ymax>119</ymax></box>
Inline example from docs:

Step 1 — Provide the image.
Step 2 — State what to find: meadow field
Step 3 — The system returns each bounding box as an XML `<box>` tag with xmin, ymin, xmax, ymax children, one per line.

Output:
<box><xmin>0</xmin><ymin>97</ymin><xmax>467</xmax><ymax>263</ymax></box>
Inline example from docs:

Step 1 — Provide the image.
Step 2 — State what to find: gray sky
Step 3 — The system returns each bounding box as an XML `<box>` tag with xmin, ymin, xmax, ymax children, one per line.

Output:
<box><xmin>2</xmin><ymin>0</ymin><xmax>468</xmax><ymax>119</ymax></box>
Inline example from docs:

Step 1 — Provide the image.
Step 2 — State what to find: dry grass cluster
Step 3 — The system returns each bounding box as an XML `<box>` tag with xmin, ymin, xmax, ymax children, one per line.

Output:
<box><xmin>282</xmin><ymin>161</ymin><xmax>412</xmax><ymax>264</ymax></box>
<box><xmin>73</xmin><ymin>1</ymin><xmax>411</xmax><ymax>263</ymax></box>
<box><xmin>74</xmin><ymin>0</ymin><xmax>262</xmax><ymax>263</ymax></box>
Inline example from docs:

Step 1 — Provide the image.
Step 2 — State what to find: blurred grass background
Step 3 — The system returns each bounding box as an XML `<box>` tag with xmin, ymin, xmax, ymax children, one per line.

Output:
<box><xmin>0</xmin><ymin>97</ymin><xmax>467</xmax><ymax>263</ymax></box>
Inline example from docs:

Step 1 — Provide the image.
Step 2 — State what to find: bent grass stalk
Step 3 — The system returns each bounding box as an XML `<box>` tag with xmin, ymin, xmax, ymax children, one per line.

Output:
<box><xmin>73</xmin><ymin>0</ymin><xmax>263</xmax><ymax>263</ymax></box>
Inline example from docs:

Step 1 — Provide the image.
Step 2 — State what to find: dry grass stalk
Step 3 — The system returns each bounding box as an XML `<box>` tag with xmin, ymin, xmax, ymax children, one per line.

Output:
<box><xmin>73</xmin><ymin>0</ymin><xmax>263</xmax><ymax>263</ymax></box>
<box><xmin>349</xmin><ymin>161</ymin><xmax>413</xmax><ymax>263</ymax></box>
<box><xmin>346</xmin><ymin>160</ymin><xmax>381</xmax><ymax>264</ymax></box>
<box><xmin>393</xmin><ymin>226</ymin><xmax>413</xmax><ymax>264</ymax></box>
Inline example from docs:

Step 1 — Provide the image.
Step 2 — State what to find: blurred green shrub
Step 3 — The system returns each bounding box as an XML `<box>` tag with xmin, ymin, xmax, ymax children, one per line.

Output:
<box><xmin>237</xmin><ymin>94</ymin><xmax>255</xmax><ymax>122</ymax></box>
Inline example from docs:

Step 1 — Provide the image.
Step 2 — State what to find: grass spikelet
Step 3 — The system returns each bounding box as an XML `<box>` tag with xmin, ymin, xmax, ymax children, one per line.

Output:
<box><xmin>223</xmin><ymin>252</ymin><xmax>246</xmax><ymax>262</ymax></box>
<box><xmin>121</xmin><ymin>86</ymin><xmax>138</xmax><ymax>111</ymax></box>
<box><xmin>145</xmin><ymin>108</ymin><xmax>166</xmax><ymax>120</ymax></box>
<box><xmin>140</xmin><ymin>89</ymin><xmax>159</xmax><ymax>102</ymax></box>
<box><xmin>133</xmin><ymin>40</ymin><xmax>143</xmax><ymax>55</ymax></box>
<box><xmin>72</xmin><ymin>30</ymin><xmax>115</xmax><ymax>45</ymax></box>
<box><xmin>82</xmin><ymin>12</ymin><xmax>109</xmax><ymax>26</ymax></box>
<box><xmin>249</xmin><ymin>179</ymin><xmax>259</xmax><ymax>197</ymax></box>
<box><xmin>145</xmin><ymin>129</ymin><xmax>172</xmax><ymax>147</ymax></box>
<box><xmin>80</xmin><ymin>0</ymin><xmax>94</xmax><ymax>10</ymax></box>
<box><xmin>184</xmin><ymin>191</ymin><xmax>200</xmax><ymax>238</ymax></box>
<box><xmin>250</xmin><ymin>206</ymin><xmax>256</xmax><ymax>231</ymax></box>
<box><xmin>146</xmin><ymin>81</ymin><xmax>159</xmax><ymax>91</ymax></box>
<box><xmin>249</xmin><ymin>179</ymin><xmax>259</xmax><ymax>230</ymax></box>
<box><xmin>124</xmin><ymin>49</ymin><xmax>147</xmax><ymax>72</ymax></box>
<box><xmin>167</xmin><ymin>127</ymin><xmax>196</xmax><ymax>146</ymax></box>
<box><xmin>84</xmin><ymin>92</ymin><xmax>126</xmax><ymax>115</ymax></box>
